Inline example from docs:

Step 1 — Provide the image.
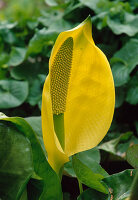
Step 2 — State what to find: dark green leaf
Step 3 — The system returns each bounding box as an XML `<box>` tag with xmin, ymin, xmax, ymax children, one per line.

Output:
<box><xmin>64</xmin><ymin>148</ymin><xmax>108</xmax><ymax>178</ymax></box>
<box><xmin>111</xmin><ymin>39</ymin><xmax>138</xmax><ymax>86</ymax></box>
<box><xmin>0</xmin><ymin>52</ymin><xmax>9</xmax><ymax>67</ymax></box>
<box><xmin>0</xmin><ymin>121</ymin><xmax>33</xmax><ymax>200</ymax></box>
<box><xmin>0</xmin><ymin>80</ymin><xmax>28</xmax><ymax>108</ymax></box>
<box><xmin>126</xmin><ymin>145</ymin><xmax>138</xmax><ymax>168</ymax></box>
<box><xmin>27</xmin><ymin>28</ymin><xmax>58</xmax><ymax>55</ymax></box>
<box><xmin>20</xmin><ymin>188</ymin><xmax>28</xmax><ymax>200</ymax></box>
<box><xmin>77</xmin><ymin>148</ymin><xmax>108</xmax><ymax>177</ymax></box>
<box><xmin>0</xmin><ymin>22</ymin><xmax>17</xmax><ymax>30</ymax></box>
<box><xmin>8</xmin><ymin>47</ymin><xmax>27</xmax><ymax>66</ymax></box>
<box><xmin>99</xmin><ymin>132</ymin><xmax>133</xmax><ymax>157</ymax></box>
<box><xmin>104</xmin><ymin>170</ymin><xmax>136</xmax><ymax>200</ymax></box>
<box><xmin>39</xmin><ymin>13</ymin><xmax>73</xmax><ymax>32</ymax></box>
<box><xmin>64</xmin><ymin>158</ymin><xmax>76</xmax><ymax>177</ymax></box>
<box><xmin>79</xmin><ymin>0</ymin><xmax>100</xmax><ymax>12</ymax></box>
<box><xmin>112</xmin><ymin>63</ymin><xmax>130</xmax><ymax>87</ymax></box>
<box><xmin>107</xmin><ymin>12</ymin><xmax>138</xmax><ymax>36</ymax></box>
<box><xmin>113</xmin><ymin>39</ymin><xmax>138</xmax><ymax>73</ymax></box>
<box><xmin>27</xmin><ymin>77</ymin><xmax>43</xmax><ymax>106</ymax></box>
<box><xmin>0</xmin><ymin>115</ymin><xmax>63</xmax><ymax>200</ymax></box>
<box><xmin>25</xmin><ymin>116</ymin><xmax>46</xmax><ymax>156</ymax></box>
<box><xmin>115</xmin><ymin>86</ymin><xmax>126</xmax><ymax>108</ymax></box>
<box><xmin>77</xmin><ymin>188</ymin><xmax>109</xmax><ymax>200</ymax></box>
<box><xmin>72</xmin><ymin>156</ymin><xmax>109</xmax><ymax>194</ymax></box>
<box><xmin>10</xmin><ymin>62</ymin><xmax>47</xmax><ymax>81</ymax></box>
<box><xmin>126</xmin><ymin>86</ymin><xmax>138</xmax><ymax>105</ymax></box>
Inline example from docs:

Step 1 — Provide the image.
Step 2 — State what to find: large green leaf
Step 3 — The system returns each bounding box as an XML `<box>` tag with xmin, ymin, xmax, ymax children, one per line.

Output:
<box><xmin>39</xmin><ymin>11</ymin><xmax>73</xmax><ymax>32</ymax></box>
<box><xmin>107</xmin><ymin>12</ymin><xmax>138</xmax><ymax>36</ymax></box>
<box><xmin>77</xmin><ymin>188</ymin><xmax>108</xmax><ymax>200</ymax></box>
<box><xmin>0</xmin><ymin>52</ymin><xmax>9</xmax><ymax>67</ymax></box>
<box><xmin>104</xmin><ymin>170</ymin><xmax>136</xmax><ymax>200</ymax></box>
<box><xmin>25</xmin><ymin>116</ymin><xmax>46</xmax><ymax>155</ymax></box>
<box><xmin>0</xmin><ymin>121</ymin><xmax>33</xmax><ymax>200</ymax></box>
<box><xmin>126</xmin><ymin>70</ymin><xmax>138</xmax><ymax>105</ymax></box>
<box><xmin>72</xmin><ymin>156</ymin><xmax>109</xmax><ymax>194</ymax></box>
<box><xmin>64</xmin><ymin>148</ymin><xmax>108</xmax><ymax>178</ymax></box>
<box><xmin>8</xmin><ymin>47</ymin><xmax>27</xmax><ymax>66</ymax></box>
<box><xmin>126</xmin><ymin>145</ymin><xmax>138</xmax><ymax>169</ymax></box>
<box><xmin>0</xmin><ymin>22</ymin><xmax>17</xmax><ymax>44</ymax></box>
<box><xmin>0</xmin><ymin>21</ymin><xmax>17</xmax><ymax>30</ymax></box>
<box><xmin>27</xmin><ymin>28</ymin><xmax>58</xmax><ymax>55</ymax></box>
<box><xmin>0</xmin><ymin>80</ymin><xmax>28</xmax><ymax>108</ymax></box>
<box><xmin>26</xmin><ymin>75</ymin><xmax>46</xmax><ymax>107</ymax></box>
<box><xmin>10</xmin><ymin>61</ymin><xmax>47</xmax><ymax>81</ymax></box>
<box><xmin>77</xmin><ymin>148</ymin><xmax>108</xmax><ymax>177</ymax></box>
<box><xmin>111</xmin><ymin>39</ymin><xmax>138</xmax><ymax>86</ymax></box>
<box><xmin>80</xmin><ymin>0</ymin><xmax>138</xmax><ymax>36</ymax></box>
<box><xmin>99</xmin><ymin>132</ymin><xmax>133</xmax><ymax>157</ymax></box>
<box><xmin>115</xmin><ymin>86</ymin><xmax>126</xmax><ymax>108</ymax></box>
<box><xmin>0</xmin><ymin>114</ymin><xmax>63</xmax><ymax>200</ymax></box>
<box><xmin>79</xmin><ymin>0</ymin><xmax>101</xmax><ymax>13</ymax></box>
<box><xmin>112</xmin><ymin>63</ymin><xmax>130</xmax><ymax>87</ymax></box>
<box><xmin>113</xmin><ymin>39</ymin><xmax>138</xmax><ymax>73</ymax></box>
<box><xmin>126</xmin><ymin>86</ymin><xmax>138</xmax><ymax>105</ymax></box>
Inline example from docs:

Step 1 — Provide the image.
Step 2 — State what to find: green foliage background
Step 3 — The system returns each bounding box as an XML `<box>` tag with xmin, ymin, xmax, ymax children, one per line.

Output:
<box><xmin>0</xmin><ymin>0</ymin><xmax>138</xmax><ymax>199</ymax></box>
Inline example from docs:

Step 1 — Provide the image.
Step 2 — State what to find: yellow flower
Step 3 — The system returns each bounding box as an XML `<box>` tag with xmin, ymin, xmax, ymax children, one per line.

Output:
<box><xmin>41</xmin><ymin>16</ymin><xmax>115</xmax><ymax>174</ymax></box>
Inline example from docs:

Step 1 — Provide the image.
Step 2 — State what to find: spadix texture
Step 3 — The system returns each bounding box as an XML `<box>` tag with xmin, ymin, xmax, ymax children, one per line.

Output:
<box><xmin>50</xmin><ymin>37</ymin><xmax>73</xmax><ymax>115</ymax></box>
<box><xmin>42</xmin><ymin>16</ymin><xmax>115</xmax><ymax>173</ymax></box>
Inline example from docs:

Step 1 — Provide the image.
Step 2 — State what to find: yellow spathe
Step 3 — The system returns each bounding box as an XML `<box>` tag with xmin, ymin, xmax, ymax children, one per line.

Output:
<box><xmin>41</xmin><ymin>16</ymin><xmax>115</xmax><ymax>174</ymax></box>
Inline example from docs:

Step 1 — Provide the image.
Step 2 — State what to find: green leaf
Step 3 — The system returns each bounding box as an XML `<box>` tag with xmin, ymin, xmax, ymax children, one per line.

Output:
<box><xmin>45</xmin><ymin>0</ymin><xmax>58</xmax><ymax>6</ymax></box>
<box><xmin>115</xmin><ymin>86</ymin><xmax>126</xmax><ymax>108</ymax></box>
<box><xmin>10</xmin><ymin>62</ymin><xmax>47</xmax><ymax>81</ymax></box>
<box><xmin>26</xmin><ymin>76</ymin><xmax>45</xmax><ymax>107</ymax></box>
<box><xmin>0</xmin><ymin>52</ymin><xmax>9</xmax><ymax>66</ymax></box>
<box><xmin>111</xmin><ymin>39</ymin><xmax>138</xmax><ymax>86</ymax></box>
<box><xmin>0</xmin><ymin>80</ymin><xmax>28</xmax><ymax>108</ymax></box>
<box><xmin>39</xmin><ymin>12</ymin><xmax>73</xmax><ymax>33</ymax></box>
<box><xmin>113</xmin><ymin>39</ymin><xmax>138</xmax><ymax>73</ymax></box>
<box><xmin>0</xmin><ymin>115</ymin><xmax>63</xmax><ymax>200</ymax></box>
<box><xmin>112</xmin><ymin>63</ymin><xmax>130</xmax><ymax>87</ymax></box>
<box><xmin>0</xmin><ymin>68</ymin><xmax>7</xmax><ymax>80</ymax></box>
<box><xmin>126</xmin><ymin>144</ymin><xmax>138</xmax><ymax>168</ymax></box>
<box><xmin>126</xmin><ymin>86</ymin><xmax>138</xmax><ymax>105</ymax></box>
<box><xmin>77</xmin><ymin>188</ymin><xmax>108</xmax><ymax>200</ymax></box>
<box><xmin>104</xmin><ymin>170</ymin><xmax>136</xmax><ymax>200</ymax></box>
<box><xmin>8</xmin><ymin>47</ymin><xmax>27</xmax><ymax>66</ymax></box>
<box><xmin>125</xmin><ymin>71</ymin><xmax>138</xmax><ymax>105</ymax></box>
<box><xmin>107</xmin><ymin>12</ymin><xmax>138</xmax><ymax>36</ymax></box>
<box><xmin>72</xmin><ymin>156</ymin><xmax>109</xmax><ymax>194</ymax></box>
<box><xmin>0</xmin><ymin>21</ymin><xmax>17</xmax><ymax>30</ymax></box>
<box><xmin>25</xmin><ymin>116</ymin><xmax>46</xmax><ymax>156</ymax></box>
<box><xmin>64</xmin><ymin>158</ymin><xmax>76</xmax><ymax>177</ymax></box>
<box><xmin>99</xmin><ymin>132</ymin><xmax>133</xmax><ymax>157</ymax></box>
<box><xmin>79</xmin><ymin>0</ymin><xmax>100</xmax><ymax>12</ymax></box>
<box><xmin>77</xmin><ymin>148</ymin><xmax>108</xmax><ymax>177</ymax></box>
<box><xmin>64</xmin><ymin>148</ymin><xmax>108</xmax><ymax>178</ymax></box>
<box><xmin>20</xmin><ymin>188</ymin><xmax>28</xmax><ymax>200</ymax></box>
<box><xmin>99</xmin><ymin>137</ymin><xmax>120</xmax><ymax>155</ymax></box>
<box><xmin>78</xmin><ymin>147</ymin><xmax>100</xmax><ymax>164</ymax></box>
<box><xmin>27</xmin><ymin>28</ymin><xmax>58</xmax><ymax>55</ymax></box>
<box><xmin>0</xmin><ymin>121</ymin><xmax>33</xmax><ymax>200</ymax></box>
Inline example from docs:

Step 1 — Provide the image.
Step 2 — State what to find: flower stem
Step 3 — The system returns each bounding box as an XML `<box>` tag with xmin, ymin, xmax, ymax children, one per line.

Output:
<box><xmin>53</xmin><ymin>113</ymin><xmax>65</xmax><ymax>150</ymax></box>
<box><xmin>129</xmin><ymin>169</ymin><xmax>138</xmax><ymax>200</ymax></box>
<box><xmin>78</xmin><ymin>179</ymin><xmax>83</xmax><ymax>194</ymax></box>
